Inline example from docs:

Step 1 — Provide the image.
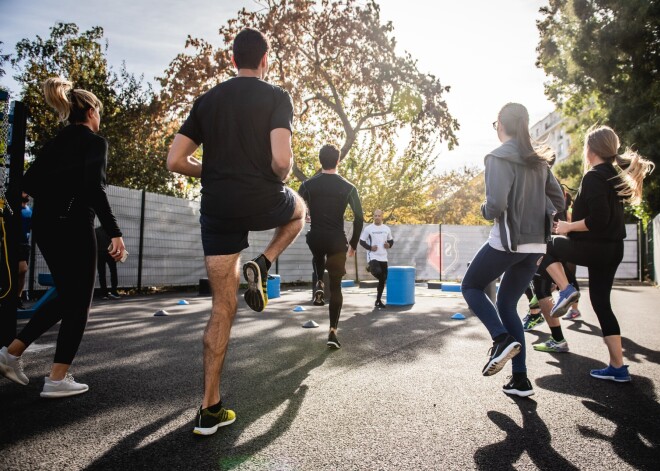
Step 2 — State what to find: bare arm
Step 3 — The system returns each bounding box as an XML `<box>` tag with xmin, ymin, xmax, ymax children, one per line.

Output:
<box><xmin>270</xmin><ymin>128</ymin><xmax>293</xmax><ymax>181</ymax></box>
<box><xmin>167</xmin><ymin>134</ymin><xmax>202</xmax><ymax>178</ymax></box>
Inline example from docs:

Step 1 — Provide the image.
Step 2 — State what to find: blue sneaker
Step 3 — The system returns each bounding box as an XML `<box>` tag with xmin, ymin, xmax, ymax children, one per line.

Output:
<box><xmin>551</xmin><ymin>285</ymin><xmax>580</xmax><ymax>318</ymax></box>
<box><xmin>590</xmin><ymin>364</ymin><xmax>631</xmax><ymax>383</ymax></box>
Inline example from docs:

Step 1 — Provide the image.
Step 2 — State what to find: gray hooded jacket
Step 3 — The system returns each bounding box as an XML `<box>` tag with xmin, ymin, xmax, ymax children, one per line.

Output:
<box><xmin>482</xmin><ymin>140</ymin><xmax>565</xmax><ymax>252</ymax></box>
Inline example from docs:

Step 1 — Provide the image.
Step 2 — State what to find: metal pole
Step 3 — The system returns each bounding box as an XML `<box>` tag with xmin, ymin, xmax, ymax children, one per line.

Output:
<box><xmin>438</xmin><ymin>223</ymin><xmax>442</xmax><ymax>281</ymax></box>
<box><xmin>137</xmin><ymin>189</ymin><xmax>146</xmax><ymax>292</ymax></box>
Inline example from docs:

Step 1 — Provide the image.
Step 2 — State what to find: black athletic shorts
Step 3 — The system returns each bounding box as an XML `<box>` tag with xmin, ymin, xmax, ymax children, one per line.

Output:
<box><xmin>200</xmin><ymin>187</ymin><xmax>297</xmax><ymax>256</ymax></box>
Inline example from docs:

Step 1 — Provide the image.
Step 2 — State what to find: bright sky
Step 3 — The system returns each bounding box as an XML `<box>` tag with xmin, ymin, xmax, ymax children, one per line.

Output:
<box><xmin>0</xmin><ymin>0</ymin><xmax>554</xmax><ymax>171</ymax></box>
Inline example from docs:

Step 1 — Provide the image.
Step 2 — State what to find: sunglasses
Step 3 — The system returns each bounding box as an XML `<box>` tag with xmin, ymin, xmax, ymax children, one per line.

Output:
<box><xmin>492</xmin><ymin>121</ymin><xmax>498</xmax><ymax>130</ymax></box>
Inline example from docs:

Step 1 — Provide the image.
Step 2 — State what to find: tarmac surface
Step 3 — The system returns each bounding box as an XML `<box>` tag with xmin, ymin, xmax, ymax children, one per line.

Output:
<box><xmin>1</xmin><ymin>280</ymin><xmax>659</xmax><ymax>470</ymax></box>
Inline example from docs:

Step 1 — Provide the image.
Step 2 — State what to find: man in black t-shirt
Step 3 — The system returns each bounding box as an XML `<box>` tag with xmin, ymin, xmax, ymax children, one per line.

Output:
<box><xmin>167</xmin><ymin>28</ymin><xmax>304</xmax><ymax>437</ymax></box>
<box><xmin>298</xmin><ymin>145</ymin><xmax>363</xmax><ymax>349</ymax></box>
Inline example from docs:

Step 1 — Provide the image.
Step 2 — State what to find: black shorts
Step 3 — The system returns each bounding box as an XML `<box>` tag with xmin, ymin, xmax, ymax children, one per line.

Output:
<box><xmin>200</xmin><ymin>187</ymin><xmax>297</xmax><ymax>256</ymax></box>
<box><xmin>19</xmin><ymin>243</ymin><xmax>30</xmax><ymax>263</ymax></box>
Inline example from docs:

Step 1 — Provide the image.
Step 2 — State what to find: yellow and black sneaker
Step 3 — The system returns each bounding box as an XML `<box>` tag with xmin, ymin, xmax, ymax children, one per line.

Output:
<box><xmin>193</xmin><ymin>401</ymin><xmax>236</xmax><ymax>436</ymax></box>
<box><xmin>243</xmin><ymin>255</ymin><xmax>269</xmax><ymax>312</ymax></box>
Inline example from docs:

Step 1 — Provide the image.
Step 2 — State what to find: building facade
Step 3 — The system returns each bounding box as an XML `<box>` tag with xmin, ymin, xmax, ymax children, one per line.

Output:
<box><xmin>530</xmin><ymin>110</ymin><xmax>571</xmax><ymax>163</ymax></box>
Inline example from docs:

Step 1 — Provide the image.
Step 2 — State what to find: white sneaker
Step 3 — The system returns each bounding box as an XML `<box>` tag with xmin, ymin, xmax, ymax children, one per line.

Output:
<box><xmin>0</xmin><ymin>346</ymin><xmax>29</xmax><ymax>385</ymax></box>
<box><xmin>40</xmin><ymin>373</ymin><xmax>89</xmax><ymax>398</ymax></box>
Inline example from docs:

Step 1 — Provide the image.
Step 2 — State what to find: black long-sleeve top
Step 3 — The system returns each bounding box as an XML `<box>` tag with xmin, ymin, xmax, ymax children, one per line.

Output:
<box><xmin>570</xmin><ymin>162</ymin><xmax>625</xmax><ymax>241</ymax></box>
<box><xmin>23</xmin><ymin>124</ymin><xmax>122</xmax><ymax>238</ymax></box>
<box><xmin>298</xmin><ymin>173</ymin><xmax>364</xmax><ymax>250</ymax></box>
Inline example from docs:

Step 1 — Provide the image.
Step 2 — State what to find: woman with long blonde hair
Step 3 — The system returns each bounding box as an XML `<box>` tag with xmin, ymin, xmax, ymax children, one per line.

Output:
<box><xmin>0</xmin><ymin>77</ymin><xmax>126</xmax><ymax>397</ymax></box>
<box><xmin>543</xmin><ymin>125</ymin><xmax>654</xmax><ymax>382</ymax></box>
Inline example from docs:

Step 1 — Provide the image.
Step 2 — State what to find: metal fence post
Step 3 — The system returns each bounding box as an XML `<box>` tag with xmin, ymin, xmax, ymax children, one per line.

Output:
<box><xmin>137</xmin><ymin>189</ymin><xmax>146</xmax><ymax>292</ymax></box>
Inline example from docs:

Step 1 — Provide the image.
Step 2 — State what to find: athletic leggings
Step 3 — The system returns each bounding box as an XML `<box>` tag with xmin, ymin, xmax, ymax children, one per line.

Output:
<box><xmin>541</xmin><ymin>236</ymin><xmax>623</xmax><ymax>336</ymax></box>
<box><xmin>373</xmin><ymin>261</ymin><xmax>388</xmax><ymax>301</ymax></box>
<box><xmin>307</xmin><ymin>232</ymin><xmax>347</xmax><ymax>330</ymax></box>
<box><xmin>17</xmin><ymin>218</ymin><xmax>97</xmax><ymax>364</ymax></box>
<box><xmin>462</xmin><ymin>243</ymin><xmax>543</xmax><ymax>374</ymax></box>
<box><xmin>97</xmin><ymin>253</ymin><xmax>118</xmax><ymax>296</ymax></box>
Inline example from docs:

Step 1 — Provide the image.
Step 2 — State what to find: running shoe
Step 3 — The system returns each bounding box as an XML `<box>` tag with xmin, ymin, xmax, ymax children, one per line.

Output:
<box><xmin>502</xmin><ymin>376</ymin><xmax>535</xmax><ymax>397</ymax></box>
<box><xmin>482</xmin><ymin>334</ymin><xmax>521</xmax><ymax>377</ymax></box>
<box><xmin>193</xmin><ymin>402</ymin><xmax>236</xmax><ymax>436</ymax></box>
<box><xmin>522</xmin><ymin>313</ymin><xmax>545</xmax><ymax>331</ymax></box>
<box><xmin>0</xmin><ymin>346</ymin><xmax>29</xmax><ymax>385</ymax></box>
<box><xmin>40</xmin><ymin>373</ymin><xmax>88</xmax><ymax>398</ymax></box>
<box><xmin>313</xmin><ymin>281</ymin><xmax>325</xmax><ymax>306</ymax></box>
<box><xmin>375</xmin><ymin>300</ymin><xmax>386</xmax><ymax>309</ymax></box>
<box><xmin>108</xmin><ymin>292</ymin><xmax>121</xmax><ymax>299</ymax></box>
<box><xmin>533</xmin><ymin>337</ymin><xmax>570</xmax><ymax>353</ymax></box>
<box><xmin>590</xmin><ymin>364</ymin><xmax>631</xmax><ymax>383</ymax></box>
<box><xmin>243</xmin><ymin>255</ymin><xmax>268</xmax><ymax>312</ymax></box>
<box><xmin>551</xmin><ymin>285</ymin><xmax>580</xmax><ymax>318</ymax></box>
<box><xmin>327</xmin><ymin>331</ymin><xmax>341</xmax><ymax>349</ymax></box>
<box><xmin>563</xmin><ymin>308</ymin><xmax>582</xmax><ymax>320</ymax></box>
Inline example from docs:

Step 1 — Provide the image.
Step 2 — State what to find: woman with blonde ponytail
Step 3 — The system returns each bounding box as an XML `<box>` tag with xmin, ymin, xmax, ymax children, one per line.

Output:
<box><xmin>0</xmin><ymin>77</ymin><xmax>126</xmax><ymax>398</ymax></box>
<box><xmin>541</xmin><ymin>125</ymin><xmax>654</xmax><ymax>383</ymax></box>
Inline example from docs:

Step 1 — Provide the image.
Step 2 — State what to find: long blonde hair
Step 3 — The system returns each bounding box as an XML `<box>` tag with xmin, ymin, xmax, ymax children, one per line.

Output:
<box><xmin>584</xmin><ymin>125</ymin><xmax>655</xmax><ymax>205</ymax></box>
<box><xmin>43</xmin><ymin>77</ymin><xmax>103</xmax><ymax>124</ymax></box>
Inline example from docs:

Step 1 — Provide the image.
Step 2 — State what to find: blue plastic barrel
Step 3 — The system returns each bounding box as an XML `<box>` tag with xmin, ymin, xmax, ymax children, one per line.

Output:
<box><xmin>386</xmin><ymin>266</ymin><xmax>415</xmax><ymax>305</ymax></box>
<box><xmin>267</xmin><ymin>275</ymin><xmax>281</xmax><ymax>299</ymax></box>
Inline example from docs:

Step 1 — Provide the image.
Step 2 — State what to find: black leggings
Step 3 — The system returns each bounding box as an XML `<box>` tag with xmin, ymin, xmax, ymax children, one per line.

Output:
<box><xmin>97</xmin><ymin>252</ymin><xmax>118</xmax><ymax>295</ymax></box>
<box><xmin>17</xmin><ymin>219</ymin><xmax>97</xmax><ymax>364</ymax></box>
<box><xmin>307</xmin><ymin>232</ymin><xmax>347</xmax><ymax>329</ymax></box>
<box><xmin>541</xmin><ymin>236</ymin><xmax>623</xmax><ymax>336</ymax></box>
<box><xmin>372</xmin><ymin>261</ymin><xmax>388</xmax><ymax>301</ymax></box>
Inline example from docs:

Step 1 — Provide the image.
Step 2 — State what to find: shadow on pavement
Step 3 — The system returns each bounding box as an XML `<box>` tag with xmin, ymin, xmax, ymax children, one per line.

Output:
<box><xmin>536</xmin><ymin>352</ymin><xmax>660</xmax><ymax>470</ymax></box>
<box><xmin>474</xmin><ymin>398</ymin><xmax>579</xmax><ymax>470</ymax></box>
<box><xmin>566</xmin><ymin>321</ymin><xmax>660</xmax><ymax>366</ymax></box>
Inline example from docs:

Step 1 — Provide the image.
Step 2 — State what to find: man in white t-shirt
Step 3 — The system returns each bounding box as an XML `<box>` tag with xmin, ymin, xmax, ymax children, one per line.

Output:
<box><xmin>359</xmin><ymin>209</ymin><xmax>393</xmax><ymax>308</ymax></box>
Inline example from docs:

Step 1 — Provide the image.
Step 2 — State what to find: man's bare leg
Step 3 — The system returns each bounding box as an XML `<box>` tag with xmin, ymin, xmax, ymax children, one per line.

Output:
<box><xmin>262</xmin><ymin>193</ymin><xmax>306</xmax><ymax>263</ymax></box>
<box><xmin>203</xmin><ymin>253</ymin><xmax>240</xmax><ymax>408</ymax></box>
<box><xmin>545</xmin><ymin>262</ymin><xmax>570</xmax><ymax>290</ymax></box>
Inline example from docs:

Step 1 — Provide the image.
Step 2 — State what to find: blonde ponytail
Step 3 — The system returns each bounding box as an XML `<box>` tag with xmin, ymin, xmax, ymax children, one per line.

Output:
<box><xmin>614</xmin><ymin>149</ymin><xmax>655</xmax><ymax>206</ymax></box>
<box><xmin>43</xmin><ymin>77</ymin><xmax>73</xmax><ymax>122</ymax></box>
<box><xmin>42</xmin><ymin>77</ymin><xmax>102</xmax><ymax>124</ymax></box>
<box><xmin>585</xmin><ymin>125</ymin><xmax>655</xmax><ymax>206</ymax></box>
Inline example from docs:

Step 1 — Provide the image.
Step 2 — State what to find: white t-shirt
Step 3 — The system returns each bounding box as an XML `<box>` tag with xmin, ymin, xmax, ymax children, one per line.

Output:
<box><xmin>488</xmin><ymin>221</ymin><xmax>546</xmax><ymax>254</ymax></box>
<box><xmin>360</xmin><ymin>223</ymin><xmax>393</xmax><ymax>262</ymax></box>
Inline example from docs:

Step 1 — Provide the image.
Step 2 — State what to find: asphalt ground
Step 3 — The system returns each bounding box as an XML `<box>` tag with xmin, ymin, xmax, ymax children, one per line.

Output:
<box><xmin>1</xmin><ymin>281</ymin><xmax>659</xmax><ymax>470</ymax></box>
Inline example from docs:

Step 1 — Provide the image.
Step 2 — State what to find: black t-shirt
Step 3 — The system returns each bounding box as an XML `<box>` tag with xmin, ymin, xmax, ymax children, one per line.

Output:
<box><xmin>570</xmin><ymin>162</ymin><xmax>626</xmax><ymax>241</ymax></box>
<box><xmin>298</xmin><ymin>173</ymin><xmax>364</xmax><ymax>249</ymax></box>
<box><xmin>178</xmin><ymin>77</ymin><xmax>294</xmax><ymax>218</ymax></box>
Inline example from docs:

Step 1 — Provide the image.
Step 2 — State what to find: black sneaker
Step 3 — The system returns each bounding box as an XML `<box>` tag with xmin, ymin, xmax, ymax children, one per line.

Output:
<box><xmin>327</xmin><ymin>331</ymin><xmax>341</xmax><ymax>349</ymax></box>
<box><xmin>243</xmin><ymin>255</ymin><xmax>268</xmax><ymax>312</ymax></box>
<box><xmin>313</xmin><ymin>281</ymin><xmax>325</xmax><ymax>306</ymax></box>
<box><xmin>193</xmin><ymin>402</ymin><xmax>236</xmax><ymax>436</ymax></box>
<box><xmin>17</xmin><ymin>298</ymin><xmax>25</xmax><ymax>310</ymax></box>
<box><xmin>502</xmin><ymin>376</ymin><xmax>535</xmax><ymax>397</ymax></box>
<box><xmin>375</xmin><ymin>300</ymin><xmax>386</xmax><ymax>309</ymax></box>
<box><xmin>482</xmin><ymin>334</ymin><xmax>521</xmax><ymax>376</ymax></box>
<box><xmin>108</xmin><ymin>292</ymin><xmax>121</xmax><ymax>299</ymax></box>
